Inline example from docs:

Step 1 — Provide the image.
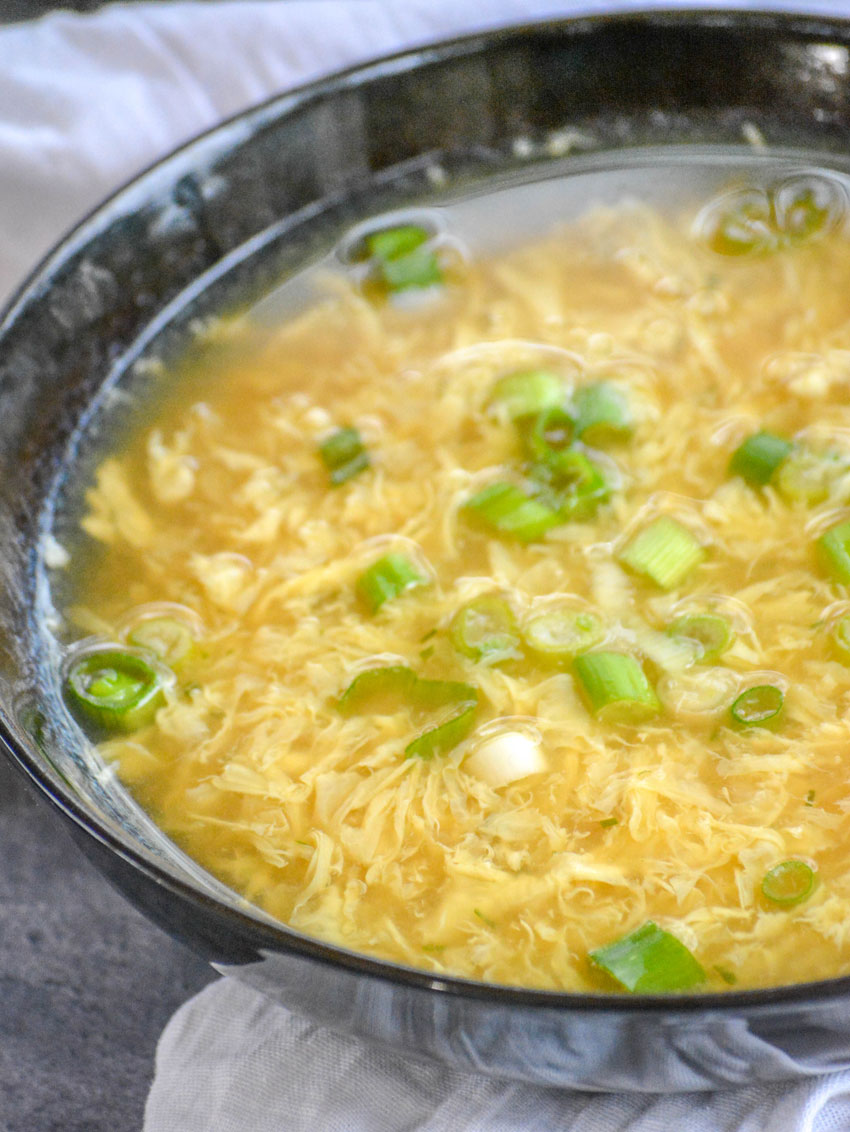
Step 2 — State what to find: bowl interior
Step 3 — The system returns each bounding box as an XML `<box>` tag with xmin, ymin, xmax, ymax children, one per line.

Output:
<box><xmin>5</xmin><ymin>9</ymin><xmax>850</xmax><ymax>1005</ymax></box>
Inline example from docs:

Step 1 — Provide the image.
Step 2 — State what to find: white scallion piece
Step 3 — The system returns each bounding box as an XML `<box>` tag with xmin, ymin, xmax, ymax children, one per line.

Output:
<box><xmin>465</xmin><ymin>730</ymin><xmax>546</xmax><ymax>789</ymax></box>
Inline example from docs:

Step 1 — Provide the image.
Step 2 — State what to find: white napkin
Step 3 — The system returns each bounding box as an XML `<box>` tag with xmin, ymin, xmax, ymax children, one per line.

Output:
<box><xmin>5</xmin><ymin>3</ymin><xmax>850</xmax><ymax>1130</ymax></box>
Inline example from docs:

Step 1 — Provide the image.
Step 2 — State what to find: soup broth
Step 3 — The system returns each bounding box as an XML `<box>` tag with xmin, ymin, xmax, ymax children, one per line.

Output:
<box><xmin>58</xmin><ymin>164</ymin><xmax>850</xmax><ymax>993</ymax></box>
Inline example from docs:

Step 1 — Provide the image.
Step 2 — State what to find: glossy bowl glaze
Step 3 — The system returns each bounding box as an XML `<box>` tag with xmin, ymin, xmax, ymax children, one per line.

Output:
<box><xmin>4</xmin><ymin>10</ymin><xmax>850</xmax><ymax>1091</ymax></box>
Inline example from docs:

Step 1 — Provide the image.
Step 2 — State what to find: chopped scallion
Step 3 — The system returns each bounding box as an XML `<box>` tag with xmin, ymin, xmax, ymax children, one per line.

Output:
<box><xmin>337</xmin><ymin>665</ymin><xmax>417</xmax><ymax>714</ymax></box>
<box><xmin>729</xmin><ymin>430</ymin><xmax>793</xmax><ymax>486</ymax></box>
<box><xmin>573</xmin><ymin>651</ymin><xmax>660</xmax><ymax>725</ymax></box>
<box><xmin>319</xmin><ymin>427</ymin><xmax>370</xmax><ymax>485</ymax></box>
<box><xmin>365</xmin><ymin>225</ymin><xmax>442</xmax><ymax>293</ymax></box>
<box><xmin>365</xmin><ymin>225</ymin><xmax>429</xmax><ymax>261</ymax></box>
<box><xmin>528</xmin><ymin>450</ymin><xmax>610</xmax><ymax>522</ymax></box>
<box><xmin>667</xmin><ymin>612</ymin><xmax>733</xmax><ymax>664</ymax></box>
<box><xmin>357</xmin><ymin>553</ymin><xmax>428</xmax><ymax>612</ymax></box>
<box><xmin>730</xmin><ymin>684</ymin><xmax>784</xmax><ymax>727</ymax></box>
<box><xmin>573</xmin><ymin>381</ymin><xmax>633</xmax><ymax>444</ymax></box>
<box><xmin>523</xmin><ymin>608</ymin><xmax>604</xmax><ymax>661</ymax></box>
<box><xmin>781</xmin><ymin>186</ymin><xmax>833</xmax><ymax>243</ymax></box>
<box><xmin>380</xmin><ymin>245</ymin><xmax>443</xmax><ymax>292</ymax></box>
<box><xmin>127</xmin><ymin>616</ymin><xmax>196</xmax><ymax>669</ymax></box>
<box><xmin>337</xmin><ymin>665</ymin><xmax>477</xmax><ymax>760</ymax></box>
<box><xmin>524</xmin><ymin>405</ymin><xmax>576</xmax><ymax>467</ymax></box>
<box><xmin>708</xmin><ymin>198</ymin><xmax>775</xmax><ymax>257</ymax></box>
<box><xmin>817</xmin><ymin>520</ymin><xmax>850</xmax><ymax>584</ymax></box>
<box><xmin>761</xmin><ymin>859</ymin><xmax>816</xmax><ymax>906</ymax></box>
<box><xmin>775</xmin><ymin>447</ymin><xmax>835</xmax><ymax>505</ymax></box>
<box><xmin>65</xmin><ymin>649</ymin><xmax>165</xmax><ymax>733</ymax></box>
<box><xmin>488</xmin><ymin>369</ymin><xmax>564</xmax><ymax>420</ymax></box>
<box><xmin>618</xmin><ymin>516</ymin><xmax>706</xmax><ymax>590</ymax></box>
<box><xmin>463</xmin><ymin>482</ymin><xmax>563</xmax><ymax>542</ymax></box>
<box><xmin>589</xmin><ymin>921</ymin><xmax>705</xmax><ymax>993</ymax></box>
<box><xmin>450</xmin><ymin>595</ymin><xmax>521</xmax><ymax>665</ymax></box>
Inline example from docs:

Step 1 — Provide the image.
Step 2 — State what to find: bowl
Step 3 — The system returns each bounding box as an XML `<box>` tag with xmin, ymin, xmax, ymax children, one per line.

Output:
<box><xmin>4</xmin><ymin>9</ymin><xmax>850</xmax><ymax>1092</ymax></box>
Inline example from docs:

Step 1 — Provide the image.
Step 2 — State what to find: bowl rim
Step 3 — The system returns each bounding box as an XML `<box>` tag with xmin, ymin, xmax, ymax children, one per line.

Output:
<box><xmin>5</xmin><ymin>4</ymin><xmax>850</xmax><ymax>1014</ymax></box>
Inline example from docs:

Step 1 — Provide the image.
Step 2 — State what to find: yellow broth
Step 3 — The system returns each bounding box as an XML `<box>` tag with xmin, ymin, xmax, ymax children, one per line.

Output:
<box><xmin>62</xmin><ymin>177</ymin><xmax>850</xmax><ymax>992</ymax></box>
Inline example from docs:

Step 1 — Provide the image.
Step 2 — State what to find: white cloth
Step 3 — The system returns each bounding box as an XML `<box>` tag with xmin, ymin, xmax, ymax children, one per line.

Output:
<box><xmin>4</xmin><ymin>2</ymin><xmax>850</xmax><ymax>1129</ymax></box>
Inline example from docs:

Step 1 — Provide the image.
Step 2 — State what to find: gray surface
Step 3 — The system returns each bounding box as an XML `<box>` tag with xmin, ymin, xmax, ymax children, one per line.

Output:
<box><xmin>0</xmin><ymin>756</ymin><xmax>214</xmax><ymax>1132</ymax></box>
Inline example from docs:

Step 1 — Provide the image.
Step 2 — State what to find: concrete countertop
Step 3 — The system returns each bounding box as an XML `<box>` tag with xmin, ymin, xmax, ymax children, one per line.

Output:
<box><xmin>0</xmin><ymin>756</ymin><xmax>214</xmax><ymax>1132</ymax></box>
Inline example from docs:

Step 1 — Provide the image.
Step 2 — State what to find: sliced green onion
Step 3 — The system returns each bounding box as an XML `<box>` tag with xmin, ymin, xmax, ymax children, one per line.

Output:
<box><xmin>128</xmin><ymin>616</ymin><xmax>196</xmax><ymax>669</ymax></box>
<box><xmin>319</xmin><ymin>427</ymin><xmax>370</xmax><ymax>485</ymax></box>
<box><xmin>775</xmin><ymin>447</ymin><xmax>834</xmax><ymax>505</ymax></box>
<box><xmin>589</xmin><ymin>921</ymin><xmax>705</xmax><ymax>993</ymax></box>
<box><xmin>450</xmin><ymin>596</ymin><xmax>521</xmax><ymax>665</ymax></box>
<box><xmin>357</xmin><ymin>553</ymin><xmax>428</xmax><ymax>613</ymax></box>
<box><xmin>404</xmin><ymin>693</ymin><xmax>477</xmax><ymax>760</ymax></box>
<box><xmin>817</xmin><ymin>520</ymin><xmax>850</xmax><ymax>584</ymax></box>
<box><xmin>337</xmin><ymin>665</ymin><xmax>477</xmax><ymax>760</ymax></box>
<box><xmin>781</xmin><ymin>187</ymin><xmax>832</xmax><ymax>243</ymax></box>
<box><xmin>524</xmin><ymin>405</ymin><xmax>576</xmax><ymax>466</ymax></box>
<box><xmin>729</xmin><ymin>431</ymin><xmax>793</xmax><ymax>486</ymax></box>
<box><xmin>523</xmin><ymin>608</ymin><xmax>604</xmax><ymax>660</ymax></box>
<box><xmin>618</xmin><ymin>516</ymin><xmax>706</xmax><ymax>590</ymax></box>
<box><xmin>65</xmin><ymin>649</ymin><xmax>165</xmax><ymax>733</ymax></box>
<box><xmin>708</xmin><ymin>198</ymin><xmax>775</xmax><ymax>257</ymax></box>
<box><xmin>573</xmin><ymin>381</ymin><xmax>633</xmax><ymax>445</ymax></box>
<box><xmin>573</xmin><ymin>651</ymin><xmax>660</xmax><ymax>725</ymax></box>
<box><xmin>832</xmin><ymin>615</ymin><xmax>850</xmax><ymax>662</ymax></box>
<box><xmin>730</xmin><ymin>684</ymin><xmax>784</xmax><ymax>727</ymax></box>
<box><xmin>528</xmin><ymin>451</ymin><xmax>610</xmax><ymax>522</ymax></box>
<box><xmin>667</xmin><ymin>613</ymin><xmax>733</xmax><ymax>663</ymax></box>
<box><xmin>337</xmin><ymin>665</ymin><xmax>417</xmax><ymax>714</ymax></box>
<box><xmin>761</xmin><ymin>859</ymin><xmax>816</xmax><ymax>906</ymax></box>
<box><xmin>379</xmin><ymin>245</ymin><xmax>443</xmax><ymax>292</ymax></box>
<box><xmin>488</xmin><ymin>369</ymin><xmax>564</xmax><ymax>420</ymax></box>
<box><xmin>365</xmin><ymin>225</ymin><xmax>429</xmax><ymax>261</ymax></box>
<box><xmin>463</xmin><ymin>482</ymin><xmax>563</xmax><ymax>542</ymax></box>
<box><xmin>364</xmin><ymin>225</ymin><xmax>442</xmax><ymax>293</ymax></box>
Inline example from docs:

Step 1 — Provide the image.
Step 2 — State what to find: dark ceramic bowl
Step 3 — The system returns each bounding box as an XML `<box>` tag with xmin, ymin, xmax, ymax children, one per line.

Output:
<box><xmin>5</xmin><ymin>9</ymin><xmax>850</xmax><ymax>1092</ymax></box>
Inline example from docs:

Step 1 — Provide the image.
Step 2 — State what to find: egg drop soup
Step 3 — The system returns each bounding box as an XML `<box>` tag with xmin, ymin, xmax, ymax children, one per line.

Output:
<box><xmin>58</xmin><ymin>167</ymin><xmax>850</xmax><ymax>994</ymax></box>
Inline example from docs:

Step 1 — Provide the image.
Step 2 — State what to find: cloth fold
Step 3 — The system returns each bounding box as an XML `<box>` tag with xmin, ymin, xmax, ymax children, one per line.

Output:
<box><xmin>5</xmin><ymin>2</ymin><xmax>850</xmax><ymax>1129</ymax></box>
<box><xmin>145</xmin><ymin>978</ymin><xmax>850</xmax><ymax>1132</ymax></box>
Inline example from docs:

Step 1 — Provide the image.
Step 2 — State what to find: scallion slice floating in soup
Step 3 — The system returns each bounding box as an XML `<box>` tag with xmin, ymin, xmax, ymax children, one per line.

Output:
<box><xmin>523</xmin><ymin>608</ymin><xmax>604</xmax><ymax>661</ymax></box>
<box><xmin>775</xmin><ymin>446</ymin><xmax>835</xmax><ymax>505</ymax></box>
<box><xmin>618</xmin><ymin>516</ymin><xmax>705</xmax><ymax>590</ymax></box>
<box><xmin>65</xmin><ymin>650</ymin><xmax>165</xmax><ymax>733</ymax></box>
<box><xmin>573</xmin><ymin>381</ymin><xmax>633</xmax><ymax>445</ymax></box>
<box><xmin>489</xmin><ymin>369</ymin><xmax>564</xmax><ymax>420</ymax></box>
<box><xmin>365</xmin><ymin>225</ymin><xmax>430</xmax><ymax>261</ymax></box>
<box><xmin>667</xmin><ymin>612</ymin><xmax>733</xmax><ymax>664</ymax></box>
<box><xmin>708</xmin><ymin>196</ymin><xmax>775</xmax><ymax>257</ymax></box>
<box><xmin>337</xmin><ymin>665</ymin><xmax>477</xmax><ymax>760</ymax></box>
<box><xmin>365</xmin><ymin>224</ymin><xmax>442</xmax><ymax>293</ymax></box>
<box><xmin>730</xmin><ymin>684</ymin><xmax>784</xmax><ymax>728</ymax></box>
<box><xmin>573</xmin><ymin>651</ymin><xmax>660</xmax><ymax>725</ymax></box>
<box><xmin>530</xmin><ymin>451</ymin><xmax>610</xmax><ymax>521</ymax></box>
<box><xmin>589</xmin><ymin>921</ymin><xmax>705</xmax><ymax>993</ymax></box>
<box><xmin>463</xmin><ymin>482</ymin><xmax>564</xmax><ymax>542</ymax></box>
<box><xmin>817</xmin><ymin>520</ymin><xmax>850</xmax><ymax>584</ymax></box>
<box><xmin>523</xmin><ymin>405</ymin><xmax>576</xmax><ymax>468</ymax></box>
<box><xmin>357</xmin><ymin>553</ymin><xmax>428</xmax><ymax>612</ymax></box>
<box><xmin>450</xmin><ymin>596</ymin><xmax>521</xmax><ymax>665</ymax></box>
<box><xmin>761</xmin><ymin>859</ymin><xmax>816</xmax><ymax>906</ymax></box>
<box><xmin>127</xmin><ymin>616</ymin><xmax>195</xmax><ymax>669</ymax></box>
<box><xmin>319</xmin><ymin>426</ymin><xmax>370</xmax><ymax>486</ymax></box>
<box><xmin>729</xmin><ymin>430</ymin><xmax>793</xmax><ymax>487</ymax></box>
